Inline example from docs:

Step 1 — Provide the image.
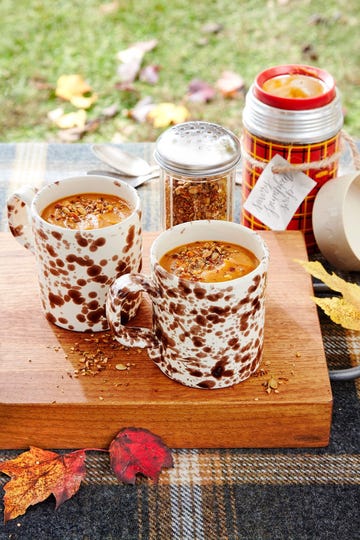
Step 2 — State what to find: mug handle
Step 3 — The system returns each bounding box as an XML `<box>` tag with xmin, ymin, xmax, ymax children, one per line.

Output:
<box><xmin>106</xmin><ymin>273</ymin><xmax>158</xmax><ymax>349</ymax></box>
<box><xmin>7</xmin><ymin>185</ymin><xmax>38</xmax><ymax>252</ymax></box>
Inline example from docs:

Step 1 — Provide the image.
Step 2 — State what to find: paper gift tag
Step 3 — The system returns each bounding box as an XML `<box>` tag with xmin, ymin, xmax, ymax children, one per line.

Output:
<box><xmin>243</xmin><ymin>154</ymin><xmax>317</xmax><ymax>230</ymax></box>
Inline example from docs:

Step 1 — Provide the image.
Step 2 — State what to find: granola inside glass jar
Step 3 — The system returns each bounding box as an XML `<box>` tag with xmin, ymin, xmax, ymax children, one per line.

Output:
<box><xmin>154</xmin><ymin>121</ymin><xmax>241</xmax><ymax>229</ymax></box>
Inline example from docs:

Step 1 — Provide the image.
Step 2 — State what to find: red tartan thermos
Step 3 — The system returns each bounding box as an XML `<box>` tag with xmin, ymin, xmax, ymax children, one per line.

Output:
<box><xmin>241</xmin><ymin>64</ymin><xmax>343</xmax><ymax>251</ymax></box>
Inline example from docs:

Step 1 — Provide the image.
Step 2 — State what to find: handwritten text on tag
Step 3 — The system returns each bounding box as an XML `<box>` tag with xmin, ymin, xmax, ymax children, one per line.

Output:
<box><xmin>243</xmin><ymin>154</ymin><xmax>316</xmax><ymax>230</ymax></box>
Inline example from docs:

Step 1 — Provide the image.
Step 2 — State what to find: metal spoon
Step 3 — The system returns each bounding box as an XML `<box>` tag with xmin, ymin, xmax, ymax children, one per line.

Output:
<box><xmin>86</xmin><ymin>169</ymin><xmax>159</xmax><ymax>188</ymax></box>
<box><xmin>91</xmin><ymin>144</ymin><xmax>158</xmax><ymax>177</ymax></box>
<box><xmin>91</xmin><ymin>143</ymin><xmax>243</xmax><ymax>185</ymax></box>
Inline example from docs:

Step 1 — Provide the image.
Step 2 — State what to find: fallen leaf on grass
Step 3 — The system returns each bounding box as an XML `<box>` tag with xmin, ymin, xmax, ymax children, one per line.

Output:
<box><xmin>139</xmin><ymin>64</ymin><xmax>161</xmax><ymax>85</ymax></box>
<box><xmin>57</xmin><ymin>127</ymin><xmax>86</xmax><ymax>143</ymax></box>
<box><xmin>127</xmin><ymin>96</ymin><xmax>155</xmax><ymax>123</ymax></box>
<box><xmin>51</xmin><ymin>109</ymin><xmax>87</xmax><ymax>129</ymax></box>
<box><xmin>109</xmin><ymin>427</ymin><xmax>173</xmax><ymax>484</ymax></box>
<box><xmin>71</xmin><ymin>94</ymin><xmax>98</xmax><ymax>109</ymax></box>
<box><xmin>48</xmin><ymin>104</ymin><xmax>119</xmax><ymax>141</ymax></box>
<box><xmin>101</xmin><ymin>103</ymin><xmax>120</xmax><ymax>118</ymax></box>
<box><xmin>186</xmin><ymin>79</ymin><xmax>216</xmax><ymax>103</ymax></box>
<box><xmin>99</xmin><ymin>1</ymin><xmax>119</xmax><ymax>14</ymax></box>
<box><xmin>147</xmin><ymin>102</ymin><xmax>189</xmax><ymax>128</ymax></box>
<box><xmin>55</xmin><ymin>74</ymin><xmax>91</xmax><ymax>100</ymax></box>
<box><xmin>216</xmin><ymin>70</ymin><xmax>245</xmax><ymax>98</ymax></box>
<box><xmin>201</xmin><ymin>22</ymin><xmax>224</xmax><ymax>34</ymax></box>
<box><xmin>55</xmin><ymin>74</ymin><xmax>98</xmax><ymax>109</ymax></box>
<box><xmin>56</xmin><ymin>117</ymin><xmax>102</xmax><ymax>142</ymax></box>
<box><xmin>47</xmin><ymin>107</ymin><xmax>65</xmax><ymax>123</ymax></box>
<box><xmin>296</xmin><ymin>260</ymin><xmax>360</xmax><ymax>330</ymax></box>
<box><xmin>308</xmin><ymin>13</ymin><xmax>329</xmax><ymax>25</ymax></box>
<box><xmin>29</xmin><ymin>76</ymin><xmax>53</xmax><ymax>91</ymax></box>
<box><xmin>117</xmin><ymin>39</ymin><xmax>158</xmax><ymax>84</ymax></box>
<box><xmin>0</xmin><ymin>447</ymin><xmax>86</xmax><ymax>523</ymax></box>
<box><xmin>301</xmin><ymin>43</ymin><xmax>319</xmax><ymax>62</ymax></box>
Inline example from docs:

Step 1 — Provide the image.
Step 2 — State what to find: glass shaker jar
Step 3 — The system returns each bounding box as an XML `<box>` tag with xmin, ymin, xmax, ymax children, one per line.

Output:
<box><xmin>154</xmin><ymin>121</ymin><xmax>241</xmax><ymax>229</ymax></box>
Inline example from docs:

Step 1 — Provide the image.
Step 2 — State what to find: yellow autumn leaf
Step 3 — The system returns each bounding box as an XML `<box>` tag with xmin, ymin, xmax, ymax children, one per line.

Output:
<box><xmin>47</xmin><ymin>107</ymin><xmax>65</xmax><ymax>123</ymax></box>
<box><xmin>313</xmin><ymin>297</ymin><xmax>360</xmax><ymax>331</ymax></box>
<box><xmin>296</xmin><ymin>259</ymin><xmax>360</xmax><ymax>330</ymax></box>
<box><xmin>70</xmin><ymin>94</ymin><xmax>98</xmax><ymax>109</ymax></box>
<box><xmin>296</xmin><ymin>260</ymin><xmax>360</xmax><ymax>311</ymax></box>
<box><xmin>147</xmin><ymin>102</ymin><xmax>189</xmax><ymax>128</ymax></box>
<box><xmin>55</xmin><ymin>74</ymin><xmax>97</xmax><ymax>109</ymax></box>
<box><xmin>56</xmin><ymin>74</ymin><xmax>91</xmax><ymax>100</ymax></box>
<box><xmin>54</xmin><ymin>109</ymin><xmax>87</xmax><ymax>129</ymax></box>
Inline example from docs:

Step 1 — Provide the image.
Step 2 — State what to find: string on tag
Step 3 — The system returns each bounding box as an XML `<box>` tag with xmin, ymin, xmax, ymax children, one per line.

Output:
<box><xmin>240</xmin><ymin>130</ymin><xmax>360</xmax><ymax>173</ymax></box>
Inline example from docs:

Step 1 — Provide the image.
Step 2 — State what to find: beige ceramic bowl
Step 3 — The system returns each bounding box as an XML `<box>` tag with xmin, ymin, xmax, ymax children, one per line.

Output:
<box><xmin>312</xmin><ymin>172</ymin><xmax>360</xmax><ymax>271</ymax></box>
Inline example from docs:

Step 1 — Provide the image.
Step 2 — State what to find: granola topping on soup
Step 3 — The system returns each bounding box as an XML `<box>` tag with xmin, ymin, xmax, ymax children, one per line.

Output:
<box><xmin>159</xmin><ymin>240</ymin><xmax>259</xmax><ymax>282</ymax></box>
<box><xmin>41</xmin><ymin>193</ymin><xmax>132</xmax><ymax>230</ymax></box>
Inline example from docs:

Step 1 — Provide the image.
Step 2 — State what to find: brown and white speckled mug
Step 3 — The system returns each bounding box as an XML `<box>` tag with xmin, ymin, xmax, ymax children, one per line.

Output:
<box><xmin>7</xmin><ymin>175</ymin><xmax>142</xmax><ymax>332</ymax></box>
<box><xmin>106</xmin><ymin>220</ymin><xmax>269</xmax><ymax>389</ymax></box>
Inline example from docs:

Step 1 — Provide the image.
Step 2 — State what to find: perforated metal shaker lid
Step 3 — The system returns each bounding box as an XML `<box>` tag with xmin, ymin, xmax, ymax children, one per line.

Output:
<box><xmin>154</xmin><ymin>121</ymin><xmax>241</xmax><ymax>176</ymax></box>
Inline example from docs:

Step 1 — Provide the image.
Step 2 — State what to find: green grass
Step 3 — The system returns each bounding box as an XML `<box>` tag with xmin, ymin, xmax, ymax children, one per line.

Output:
<box><xmin>1</xmin><ymin>0</ymin><xmax>360</xmax><ymax>142</ymax></box>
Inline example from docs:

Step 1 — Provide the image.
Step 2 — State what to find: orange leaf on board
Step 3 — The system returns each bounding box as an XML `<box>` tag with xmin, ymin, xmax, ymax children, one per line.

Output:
<box><xmin>109</xmin><ymin>427</ymin><xmax>173</xmax><ymax>484</ymax></box>
<box><xmin>0</xmin><ymin>446</ymin><xmax>86</xmax><ymax>522</ymax></box>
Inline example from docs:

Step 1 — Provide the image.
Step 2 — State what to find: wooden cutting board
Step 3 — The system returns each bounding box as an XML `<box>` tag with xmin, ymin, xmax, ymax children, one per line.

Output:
<box><xmin>0</xmin><ymin>231</ymin><xmax>332</xmax><ymax>449</ymax></box>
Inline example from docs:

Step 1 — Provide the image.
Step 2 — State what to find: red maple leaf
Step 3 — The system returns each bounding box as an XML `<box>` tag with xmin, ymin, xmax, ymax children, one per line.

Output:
<box><xmin>0</xmin><ymin>446</ymin><xmax>86</xmax><ymax>523</ymax></box>
<box><xmin>0</xmin><ymin>427</ymin><xmax>173</xmax><ymax>522</ymax></box>
<box><xmin>109</xmin><ymin>427</ymin><xmax>173</xmax><ymax>484</ymax></box>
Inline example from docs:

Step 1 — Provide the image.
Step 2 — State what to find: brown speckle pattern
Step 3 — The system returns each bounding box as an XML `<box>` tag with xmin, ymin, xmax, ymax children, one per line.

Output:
<box><xmin>7</xmin><ymin>178</ymin><xmax>142</xmax><ymax>332</ymax></box>
<box><xmin>107</xmin><ymin>226</ymin><xmax>269</xmax><ymax>389</ymax></box>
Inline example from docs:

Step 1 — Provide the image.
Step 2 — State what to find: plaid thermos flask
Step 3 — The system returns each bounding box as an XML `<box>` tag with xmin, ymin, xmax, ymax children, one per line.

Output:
<box><xmin>241</xmin><ymin>64</ymin><xmax>343</xmax><ymax>251</ymax></box>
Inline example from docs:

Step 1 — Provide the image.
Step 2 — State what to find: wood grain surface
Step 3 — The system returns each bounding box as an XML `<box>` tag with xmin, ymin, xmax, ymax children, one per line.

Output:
<box><xmin>0</xmin><ymin>231</ymin><xmax>332</xmax><ymax>449</ymax></box>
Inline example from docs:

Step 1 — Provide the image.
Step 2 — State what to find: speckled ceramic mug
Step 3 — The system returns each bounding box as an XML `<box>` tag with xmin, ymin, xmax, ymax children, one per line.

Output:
<box><xmin>106</xmin><ymin>220</ymin><xmax>269</xmax><ymax>389</ymax></box>
<box><xmin>7</xmin><ymin>175</ymin><xmax>142</xmax><ymax>332</ymax></box>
